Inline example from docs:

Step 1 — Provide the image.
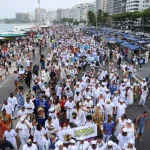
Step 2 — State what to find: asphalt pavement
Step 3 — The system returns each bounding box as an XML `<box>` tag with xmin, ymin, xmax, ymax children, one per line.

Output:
<box><xmin>0</xmin><ymin>43</ymin><xmax>150</xmax><ymax>150</ymax></box>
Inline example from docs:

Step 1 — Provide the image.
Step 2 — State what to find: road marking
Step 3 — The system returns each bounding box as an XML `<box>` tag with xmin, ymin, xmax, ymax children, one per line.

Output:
<box><xmin>99</xmin><ymin>63</ymin><xmax>103</xmax><ymax>68</ymax></box>
<box><xmin>113</xmin><ymin>58</ymin><xmax>117</xmax><ymax>62</ymax></box>
<box><xmin>143</xmin><ymin>105</ymin><xmax>150</xmax><ymax>112</ymax></box>
<box><xmin>0</xmin><ymin>75</ymin><xmax>12</xmax><ymax>87</ymax></box>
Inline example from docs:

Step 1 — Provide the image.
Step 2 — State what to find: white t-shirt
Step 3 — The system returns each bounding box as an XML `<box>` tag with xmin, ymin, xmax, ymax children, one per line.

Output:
<box><xmin>2</xmin><ymin>104</ymin><xmax>14</xmax><ymax>116</ymax></box>
<box><xmin>17</xmin><ymin>109</ymin><xmax>29</xmax><ymax>118</ymax></box>
<box><xmin>26</xmin><ymin>59</ymin><xmax>31</xmax><ymax>67</ymax></box>
<box><xmin>103</xmin><ymin>102</ymin><xmax>114</xmax><ymax>115</ymax></box>
<box><xmin>4</xmin><ymin>130</ymin><xmax>17</xmax><ymax>144</ymax></box>
<box><xmin>22</xmin><ymin>143</ymin><xmax>38</xmax><ymax>150</ymax></box>
<box><xmin>83</xmin><ymin>100</ymin><xmax>93</xmax><ymax>108</ymax></box>
<box><xmin>24</xmin><ymin>102</ymin><xmax>35</xmax><ymax>113</ymax></box>
<box><xmin>16</xmin><ymin>120</ymin><xmax>31</xmax><ymax>138</ymax></box>
<box><xmin>7</xmin><ymin>96</ymin><xmax>18</xmax><ymax>108</ymax></box>
<box><xmin>64</xmin><ymin>101</ymin><xmax>76</xmax><ymax>110</ymax></box>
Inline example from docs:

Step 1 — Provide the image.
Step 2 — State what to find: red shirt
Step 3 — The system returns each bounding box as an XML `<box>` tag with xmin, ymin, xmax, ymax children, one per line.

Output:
<box><xmin>61</xmin><ymin>99</ymin><xmax>66</xmax><ymax>108</ymax></box>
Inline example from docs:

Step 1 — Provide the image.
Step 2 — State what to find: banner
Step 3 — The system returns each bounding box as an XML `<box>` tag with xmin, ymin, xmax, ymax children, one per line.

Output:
<box><xmin>57</xmin><ymin>124</ymin><xmax>97</xmax><ymax>142</ymax></box>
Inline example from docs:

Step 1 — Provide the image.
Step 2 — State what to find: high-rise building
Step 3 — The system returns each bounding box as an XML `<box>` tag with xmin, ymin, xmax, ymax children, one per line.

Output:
<box><xmin>106</xmin><ymin>0</ymin><xmax>114</xmax><ymax>15</ymax></box>
<box><xmin>126</xmin><ymin>0</ymin><xmax>145</xmax><ymax>12</ymax></box>
<box><xmin>113</xmin><ymin>0</ymin><xmax>126</xmax><ymax>14</ymax></box>
<box><xmin>96</xmin><ymin>0</ymin><xmax>101</xmax><ymax>12</ymax></box>
<box><xmin>35</xmin><ymin>8</ymin><xmax>46</xmax><ymax>23</ymax></box>
<box><xmin>15</xmin><ymin>12</ymin><xmax>30</xmax><ymax>23</ymax></box>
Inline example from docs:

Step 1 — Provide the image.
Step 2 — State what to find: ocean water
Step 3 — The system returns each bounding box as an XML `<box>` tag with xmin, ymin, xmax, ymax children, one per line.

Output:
<box><xmin>0</xmin><ymin>23</ymin><xmax>30</xmax><ymax>32</ymax></box>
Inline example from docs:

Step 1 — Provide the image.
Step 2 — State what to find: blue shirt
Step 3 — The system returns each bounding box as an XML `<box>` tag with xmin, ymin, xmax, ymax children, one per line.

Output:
<box><xmin>109</xmin><ymin>84</ymin><xmax>117</xmax><ymax>95</ymax></box>
<box><xmin>103</xmin><ymin>121</ymin><xmax>114</xmax><ymax>135</ymax></box>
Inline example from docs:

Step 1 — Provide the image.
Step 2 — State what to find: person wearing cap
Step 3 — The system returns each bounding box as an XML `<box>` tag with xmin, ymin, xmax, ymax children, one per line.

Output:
<box><xmin>83</xmin><ymin>88</ymin><xmax>92</xmax><ymax>100</ymax></box>
<box><xmin>76</xmin><ymin>136</ymin><xmax>90</xmax><ymax>150</ymax></box>
<box><xmin>100</xmin><ymin>140</ymin><xmax>121</xmax><ymax>150</ymax></box>
<box><xmin>116</xmin><ymin>99</ymin><xmax>127</xmax><ymax>120</ymax></box>
<box><xmin>140</xmin><ymin>78</ymin><xmax>147</xmax><ymax>89</ymax></box>
<box><xmin>83</xmin><ymin>96</ymin><xmax>93</xmax><ymax>108</ymax></box>
<box><xmin>17</xmin><ymin>105</ymin><xmax>29</xmax><ymax>119</ymax></box>
<box><xmin>103</xmin><ymin>99</ymin><xmax>115</xmax><ymax>120</ymax></box>
<box><xmin>56</xmin><ymin>82</ymin><xmax>63</xmax><ymax>99</ymax></box>
<box><xmin>122</xmin><ymin>139</ymin><xmax>136</xmax><ymax>150</ymax></box>
<box><xmin>138</xmin><ymin>85</ymin><xmax>148</xmax><ymax>106</ymax></box>
<box><xmin>16</xmin><ymin>117</ymin><xmax>31</xmax><ymax>149</ymax></box>
<box><xmin>104</xmin><ymin>89</ymin><xmax>111</xmax><ymax>100</ymax></box>
<box><xmin>54</xmin><ymin>141</ymin><xmax>68</xmax><ymax>150</ymax></box>
<box><xmin>88</xmin><ymin>140</ymin><xmax>99</xmax><ymax>150</ymax></box>
<box><xmin>122</xmin><ymin>119</ymin><xmax>136</xmax><ymax>143</ymax></box>
<box><xmin>23</xmin><ymin>139</ymin><xmax>38</xmax><ymax>150</ymax></box>
<box><xmin>117</xmin><ymin>128</ymin><xmax>130</xmax><ymax>149</ymax></box>
<box><xmin>64</xmin><ymin>97</ymin><xmax>76</xmax><ymax>121</ymax></box>
<box><xmin>103</xmin><ymin>115</ymin><xmax>115</xmax><ymax>143</ymax></box>
<box><xmin>119</xmin><ymin>83</ymin><xmax>126</xmax><ymax>101</ymax></box>
<box><xmin>68</xmin><ymin>139</ymin><xmax>78</xmax><ymax>150</ymax></box>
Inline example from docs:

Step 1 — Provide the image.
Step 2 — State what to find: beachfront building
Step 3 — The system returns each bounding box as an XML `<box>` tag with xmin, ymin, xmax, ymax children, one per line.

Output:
<box><xmin>106</xmin><ymin>0</ymin><xmax>114</xmax><ymax>15</ymax></box>
<box><xmin>15</xmin><ymin>12</ymin><xmax>30</xmax><ymax>23</ymax></box>
<box><xmin>113</xmin><ymin>0</ymin><xmax>127</xmax><ymax>14</ymax></box>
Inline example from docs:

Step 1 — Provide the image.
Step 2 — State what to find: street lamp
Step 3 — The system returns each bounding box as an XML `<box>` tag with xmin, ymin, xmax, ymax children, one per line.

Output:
<box><xmin>37</xmin><ymin>0</ymin><xmax>41</xmax><ymax>24</ymax></box>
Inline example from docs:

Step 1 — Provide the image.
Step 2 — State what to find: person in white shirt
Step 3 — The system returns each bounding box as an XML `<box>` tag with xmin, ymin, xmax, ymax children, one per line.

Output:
<box><xmin>140</xmin><ymin>79</ymin><xmax>147</xmax><ymax>89</ymax></box>
<box><xmin>23</xmin><ymin>139</ymin><xmax>38</xmax><ymax>150</ymax></box>
<box><xmin>16</xmin><ymin>117</ymin><xmax>31</xmax><ymax>149</ymax></box>
<box><xmin>100</xmin><ymin>140</ymin><xmax>121</xmax><ymax>150</ymax></box>
<box><xmin>76</xmin><ymin>136</ymin><xmax>90</xmax><ymax>150</ymax></box>
<box><xmin>56</xmin><ymin>83</ymin><xmax>63</xmax><ymax>99</ymax></box>
<box><xmin>17</xmin><ymin>105</ymin><xmax>29</xmax><ymax>118</ymax></box>
<box><xmin>68</xmin><ymin>139</ymin><xmax>78</xmax><ymax>150</ymax></box>
<box><xmin>138</xmin><ymin>86</ymin><xmax>148</xmax><ymax>106</ymax></box>
<box><xmin>83</xmin><ymin>88</ymin><xmax>92</xmax><ymax>100</ymax></box>
<box><xmin>24</xmin><ymin>98</ymin><xmax>35</xmax><ymax>121</ymax></box>
<box><xmin>96</xmin><ymin>135</ymin><xmax>105</xmax><ymax>149</ymax></box>
<box><xmin>65</xmin><ymin>88</ymin><xmax>73</xmax><ymax>99</ymax></box>
<box><xmin>64</xmin><ymin>97</ymin><xmax>76</xmax><ymax>120</ymax></box>
<box><xmin>83</xmin><ymin>96</ymin><xmax>94</xmax><ymax>108</ymax></box>
<box><xmin>4</xmin><ymin>125</ymin><xmax>18</xmax><ymax>150</ymax></box>
<box><xmin>74</xmin><ymin>91</ymin><xmax>83</xmax><ymax>103</ymax></box>
<box><xmin>92</xmin><ymin>84</ymin><xmax>100</xmax><ymax>105</ymax></box>
<box><xmin>2</xmin><ymin>99</ymin><xmax>14</xmax><ymax>119</ymax></box>
<box><xmin>7</xmin><ymin>93</ymin><xmax>18</xmax><ymax>119</ymax></box>
<box><xmin>88</xmin><ymin>140</ymin><xmax>99</xmax><ymax>150</ymax></box>
<box><xmin>103</xmin><ymin>99</ymin><xmax>115</xmax><ymax>120</ymax></box>
<box><xmin>26</xmin><ymin>58</ymin><xmax>31</xmax><ymax>67</ymax></box>
<box><xmin>33</xmin><ymin>124</ymin><xmax>49</xmax><ymax>150</ymax></box>
<box><xmin>55</xmin><ymin>141</ymin><xmax>68</xmax><ymax>150</ymax></box>
<box><xmin>122</xmin><ymin>139</ymin><xmax>136</xmax><ymax>150</ymax></box>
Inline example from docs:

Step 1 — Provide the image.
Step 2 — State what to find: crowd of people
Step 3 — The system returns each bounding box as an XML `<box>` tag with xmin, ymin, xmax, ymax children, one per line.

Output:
<box><xmin>0</xmin><ymin>25</ymin><xmax>149</xmax><ymax>150</ymax></box>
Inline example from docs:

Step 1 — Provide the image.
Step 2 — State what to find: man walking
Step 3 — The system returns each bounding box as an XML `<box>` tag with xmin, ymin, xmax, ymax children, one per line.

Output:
<box><xmin>136</xmin><ymin>111</ymin><xmax>148</xmax><ymax>141</ymax></box>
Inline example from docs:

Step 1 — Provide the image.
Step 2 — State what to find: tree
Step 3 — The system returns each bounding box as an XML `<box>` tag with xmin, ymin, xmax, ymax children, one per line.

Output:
<box><xmin>87</xmin><ymin>10</ymin><xmax>96</xmax><ymax>26</ymax></box>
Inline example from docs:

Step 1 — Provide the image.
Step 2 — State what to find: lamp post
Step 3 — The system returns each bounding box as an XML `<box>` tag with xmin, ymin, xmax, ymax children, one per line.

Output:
<box><xmin>37</xmin><ymin>0</ymin><xmax>41</xmax><ymax>24</ymax></box>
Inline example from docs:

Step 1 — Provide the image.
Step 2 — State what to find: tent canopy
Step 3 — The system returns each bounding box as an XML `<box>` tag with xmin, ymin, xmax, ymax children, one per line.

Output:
<box><xmin>0</xmin><ymin>33</ymin><xmax>26</xmax><ymax>37</ymax></box>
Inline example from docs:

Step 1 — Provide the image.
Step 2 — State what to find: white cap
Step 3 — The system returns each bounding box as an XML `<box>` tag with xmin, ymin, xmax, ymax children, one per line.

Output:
<box><xmin>124</xmin><ymin>79</ymin><xmax>127</xmax><ymax>82</ymax></box>
<box><xmin>57</xmin><ymin>141</ymin><xmax>63</xmax><ymax>146</ymax></box>
<box><xmin>100</xmin><ymin>92</ymin><xmax>103</xmax><ymax>95</ymax></box>
<box><xmin>70</xmin><ymin>139</ymin><xmax>76</xmax><ymax>144</ymax></box>
<box><xmin>79</xmin><ymin>102</ymin><xmax>82</xmax><ymax>106</ymax></box>
<box><xmin>119</xmin><ymin>99</ymin><xmax>124</xmax><ymax>102</ymax></box>
<box><xmin>128</xmin><ymin>139</ymin><xmax>134</xmax><ymax>145</ymax></box>
<box><xmin>91</xmin><ymin>140</ymin><xmax>97</xmax><ymax>144</ymax></box>
<box><xmin>107</xmin><ymin>140</ymin><xmax>113</xmax><ymax>145</ymax></box>
<box><xmin>48</xmin><ymin>107</ymin><xmax>55</xmax><ymax>112</ymax></box>
<box><xmin>143</xmin><ymin>78</ymin><xmax>146</xmax><ymax>80</ymax></box>
<box><xmin>127</xmin><ymin>119</ymin><xmax>132</xmax><ymax>123</ymax></box>
<box><xmin>97</xmin><ymin>104</ymin><xmax>100</xmax><ymax>107</ymax></box>
<box><xmin>114</xmin><ymin>91</ymin><xmax>118</xmax><ymax>93</ymax></box>
<box><xmin>79</xmin><ymin>136</ymin><xmax>84</xmax><ymax>140</ymax></box>
<box><xmin>76</xmin><ymin>82</ymin><xmax>80</xmax><ymax>85</ymax></box>
<box><xmin>106</xmin><ymin>99</ymin><xmax>111</xmax><ymax>103</ymax></box>
<box><xmin>106</xmin><ymin>89</ymin><xmax>109</xmax><ymax>91</ymax></box>
<box><xmin>87</xmin><ymin>96</ymin><xmax>91</xmax><ymax>99</ymax></box>
<box><xmin>123</xmin><ymin>128</ymin><xmax>127</xmax><ymax>132</ymax></box>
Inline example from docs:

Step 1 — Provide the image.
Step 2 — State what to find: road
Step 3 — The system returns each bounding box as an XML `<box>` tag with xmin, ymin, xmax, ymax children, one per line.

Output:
<box><xmin>0</xmin><ymin>41</ymin><xmax>149</xmax><ymax>150</ymax></box>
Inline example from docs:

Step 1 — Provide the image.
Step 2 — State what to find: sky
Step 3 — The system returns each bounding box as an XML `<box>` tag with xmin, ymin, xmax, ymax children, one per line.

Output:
<box><xmin>0</xmin><ymin>0</ymin><xmax>94</xmax><ymax>19</ymax></box>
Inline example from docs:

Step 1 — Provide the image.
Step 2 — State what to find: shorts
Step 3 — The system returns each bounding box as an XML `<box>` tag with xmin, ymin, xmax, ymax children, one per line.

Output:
<box><xmin>137</xmin><ymin>126</ymin><xmax>144</xmax><ymax>134</ymax></box>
